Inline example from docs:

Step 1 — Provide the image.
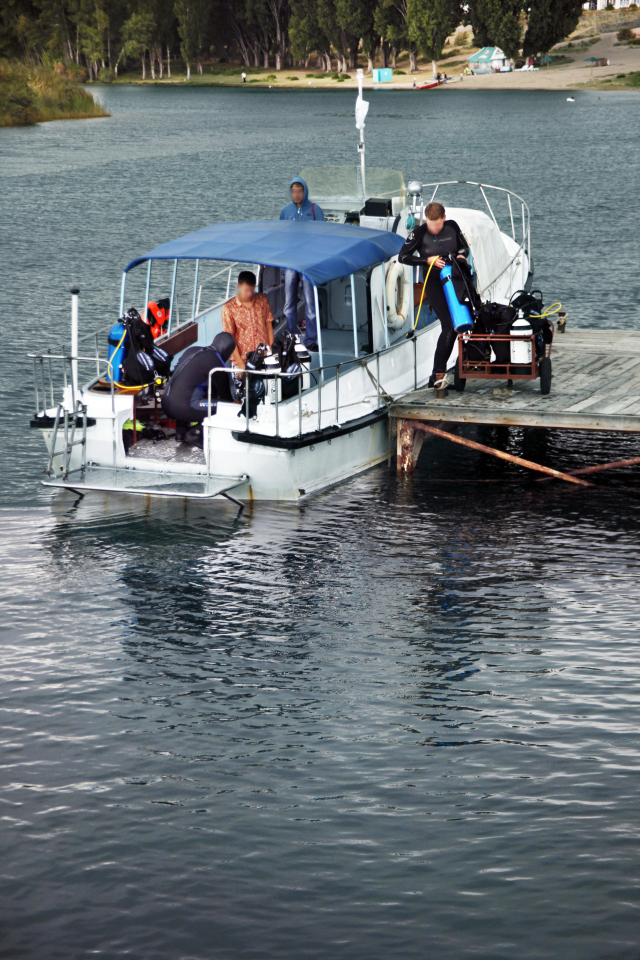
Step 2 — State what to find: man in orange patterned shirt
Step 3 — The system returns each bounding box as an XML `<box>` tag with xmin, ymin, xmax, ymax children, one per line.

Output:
<box><xmin>221</xmin><ymin>271</ymin><xmax>274</xmax><ymax>369</ymax></box>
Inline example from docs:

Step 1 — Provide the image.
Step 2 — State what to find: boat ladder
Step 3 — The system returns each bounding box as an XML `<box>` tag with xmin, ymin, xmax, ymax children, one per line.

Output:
<box><xmin>47</xmin><ymin>401</ymin><xmax>88</xmax><ymax>480</ymax></box>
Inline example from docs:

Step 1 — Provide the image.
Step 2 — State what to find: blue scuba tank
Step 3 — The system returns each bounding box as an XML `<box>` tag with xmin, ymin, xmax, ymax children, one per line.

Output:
<box><xmin>106</xmin><ymin>321</ymin><xmax>128</xmax><ymax>383</ymax></box>
<box><xmin>440</xmin><ymin>265</ymin><xmax>474</xmax><ymax>333</ymax></box>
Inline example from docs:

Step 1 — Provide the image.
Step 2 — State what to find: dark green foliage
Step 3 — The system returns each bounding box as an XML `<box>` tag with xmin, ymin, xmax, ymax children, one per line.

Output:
<box><xmin>523</xmin><ymin>0</ymin><xmax>584</xmax><ymax>56</ymax></box>
<box><xmin>467</xmin><ymin>0</ymin><xmax>523</xmax><ymax>59</ymax></box>
<box><xmin>0</xmin><ymin>60</ymin><xmax>108</xmax><ymax>126</ymax></box>
<box><xmin>617</xmin><ymin>27</ymin><xmax>634</xmax><ymax>40</ymax></box>
<box><xmin>121</xmin><ymin>8</ymin><xmax>155</xmax><ymax>71</ymax></box>
<box><xmin>408</xmin><ymin>0</ymin><xmax>463</xmax><ymax>63</ymax></box>
<box><xmin>290</xmin><ymin>0</ymin><xmax>329</xmax><ymax>67</ymax></box>
<box><xmin>174</xmin><ymin>0</ymin><xmax>211</xmax><ymax>76</ymax></box>
<box><xmin>0</xmin><ymin>63</ymin><xmax>38</xmax><ymax>123</ymax></box>
<box><xmin>375</xmin><ymin>0</ymin><xmax>420</xmax><ymax>71</ymax></box>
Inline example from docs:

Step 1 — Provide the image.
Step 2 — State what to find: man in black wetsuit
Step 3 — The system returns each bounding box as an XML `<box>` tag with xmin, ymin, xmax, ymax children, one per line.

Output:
<box><xmin>399</xmin><ymin>201</ymin><xmax>471</xmax><ymax>390</ymax></box>
<box><xmin>161</xmin><ymin>332</ymin><xmax>237</xmax><ymax>445</ymax></box>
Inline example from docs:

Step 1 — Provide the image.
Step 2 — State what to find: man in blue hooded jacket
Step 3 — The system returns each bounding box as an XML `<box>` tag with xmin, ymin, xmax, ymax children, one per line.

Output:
<box><xmin>279</xmin><ymin>177</ymin><xmax>325</xmax><ymax>351</ymax></box>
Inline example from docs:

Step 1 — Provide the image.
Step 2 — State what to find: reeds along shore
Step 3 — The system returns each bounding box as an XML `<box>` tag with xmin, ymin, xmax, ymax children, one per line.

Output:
<box><xmin>0</xmin><ymin>62</ymin><xmax>108</xmax><ymax>128</ymax></box>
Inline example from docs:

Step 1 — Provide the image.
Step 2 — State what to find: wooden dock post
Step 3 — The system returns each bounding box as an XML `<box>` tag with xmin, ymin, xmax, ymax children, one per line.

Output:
<box><xmin>397</xmin><ymin>418</ymin><xmax>427</xmax><ymax>472</ymax></box>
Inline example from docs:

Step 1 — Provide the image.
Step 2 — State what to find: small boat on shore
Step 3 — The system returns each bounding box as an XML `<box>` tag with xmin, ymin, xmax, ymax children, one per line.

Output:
<box><xmin>416</xmin><ymin>77</ymin><xmax>447</xmax><ymax>90</ymax></box>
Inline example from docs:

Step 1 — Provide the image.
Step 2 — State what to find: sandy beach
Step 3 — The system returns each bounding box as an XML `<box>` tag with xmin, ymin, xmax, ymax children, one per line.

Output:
<box><xmin>403</xmin><ymin>30</ymin><xmax>640</xmax><ymax>92</ymax></box>
<box><xmin>108</xmin><ymin>22</ymin><xmax>640</xmax><ymax>92</ymax></box>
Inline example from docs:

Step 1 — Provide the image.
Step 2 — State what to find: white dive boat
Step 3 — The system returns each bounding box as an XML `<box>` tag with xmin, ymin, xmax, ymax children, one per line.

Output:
<box><xmin>29</xmin><ymin>80</ymin><xmax>533</xmax><ymax>504</ymax></box>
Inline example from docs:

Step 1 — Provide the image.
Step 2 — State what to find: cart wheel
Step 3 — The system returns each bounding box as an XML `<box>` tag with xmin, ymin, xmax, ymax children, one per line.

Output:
<box><xmin>453</xmin><ymin>364</ymin><xmax>466</xmax><ymax>392</ymax></box>
<box><xmin>539</xmin><ymin>357</ymin><xmax>552</xmax><ymax>395</ymax></box>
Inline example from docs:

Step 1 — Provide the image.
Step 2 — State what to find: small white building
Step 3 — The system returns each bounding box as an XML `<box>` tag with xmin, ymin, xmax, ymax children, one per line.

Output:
<box><xmin>468</xmin><ymin>47</ymin><xmax>511</xmax><ymax>74</ymax></box>
<box><xmin>583</xmin><ymin>0</ymin><xmax>633</xmax><ymax>8</ymax></box>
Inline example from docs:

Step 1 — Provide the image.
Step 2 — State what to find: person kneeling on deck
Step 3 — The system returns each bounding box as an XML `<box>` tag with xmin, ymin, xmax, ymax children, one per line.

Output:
<box><xmin>161</xmin><ymin>332</ymin><xmax>237</xmax><ymax>446</ymax></box>
<box><xmin>399</xmin><ymin>201</ymin><xmax>471</xmax><ymax>390</ymax></box>
<box><xmin>279</xmin><ymin>177</ymin><xmax>324</xmax><ymax>351</ymax></box>
<box><xmin>221</xmin><ymin>270</ymin><xmax>275</xmax><ymax>370</ymax></box>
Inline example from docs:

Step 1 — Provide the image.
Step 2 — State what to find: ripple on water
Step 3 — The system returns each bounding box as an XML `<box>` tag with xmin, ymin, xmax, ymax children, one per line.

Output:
<box><xmin>1</xmin><ymin>462</ymin><xmax>640</xmax><ymax>958</ymax></box>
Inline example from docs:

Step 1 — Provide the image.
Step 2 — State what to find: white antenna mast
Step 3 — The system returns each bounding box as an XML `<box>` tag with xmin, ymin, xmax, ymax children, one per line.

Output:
<box><xmin>355</xmin><ymin>69</ymin><xmax>369</xmax><ymax>199</ymax></box>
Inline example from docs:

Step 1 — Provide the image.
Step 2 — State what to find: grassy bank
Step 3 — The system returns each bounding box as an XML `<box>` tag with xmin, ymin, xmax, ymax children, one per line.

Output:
<box><xmin>577</xmin><ymin>70</ymin><xmax>640</xmax><ymax>90</ymax></box>
<box><xmin>0</xmin><ymin>62</ymin><xmax>109</xmax><ymax>128</ymax></box>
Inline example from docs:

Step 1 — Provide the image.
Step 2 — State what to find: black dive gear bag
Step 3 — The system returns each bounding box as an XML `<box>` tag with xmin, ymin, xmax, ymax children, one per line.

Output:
<box><xmin>272</xmin><ymin>331</ymin><xmax>304</xmax><ymax>400</ymax></box>
<box><xmin>469</xmin><ymin>302</ymin><xmax>518</xmax><ymax>364</ymax></box>
<box><xmin>237</xmin><ymin>343</ymin><xmax>267</xmax><ymax>420</ymax></box>
<box><xmin>271</xmin><ymin>330</ymin><xmax>298</xmax><ymax>372</ymax></box>
<box><xmin>121</xmin><ymin>308</ymin><xmax>173</xmax><ymax>386</ymax></box>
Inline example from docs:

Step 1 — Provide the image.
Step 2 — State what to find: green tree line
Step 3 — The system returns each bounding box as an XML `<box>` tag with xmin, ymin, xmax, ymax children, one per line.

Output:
<box><xmin>0</xmin><ymin>0</ymin><xmax>585</xmax><ymax>80</ymax></box>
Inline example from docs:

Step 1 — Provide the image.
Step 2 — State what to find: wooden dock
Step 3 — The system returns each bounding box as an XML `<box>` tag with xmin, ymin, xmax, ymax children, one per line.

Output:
<box><xmin>390</xmin><ymin>328</ymin><xmax>640</xmax><ymax>479</ymax></box>
<box><xmin>393</xmin><ymin>329</ymin><xmax>640</xmax><ymax>433</ymax></box>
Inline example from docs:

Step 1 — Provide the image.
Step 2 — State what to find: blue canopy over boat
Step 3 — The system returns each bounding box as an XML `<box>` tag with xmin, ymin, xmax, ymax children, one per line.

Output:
<box><xmin>125</xmin><ymin>220</ymin><xmax>404</xmax><ymax>286</ymax></box>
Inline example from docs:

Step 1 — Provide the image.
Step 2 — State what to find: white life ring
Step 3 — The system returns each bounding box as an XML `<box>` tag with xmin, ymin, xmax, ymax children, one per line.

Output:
<box><xmin>386</xmin><ymin>259</ymin><xmax>412</xmax><ymax>330</ymax></box>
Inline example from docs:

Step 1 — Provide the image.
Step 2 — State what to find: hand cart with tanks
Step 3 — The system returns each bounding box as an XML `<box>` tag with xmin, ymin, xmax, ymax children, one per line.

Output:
<box><xmin>455</xmin><ymin>323</ymin><xmax>554</xmax><ymax>395</ymax></box>
<box><xmin>455</xmin><ymin>290</ymin><xmax>562</xmax><ymax>395</ymax></box>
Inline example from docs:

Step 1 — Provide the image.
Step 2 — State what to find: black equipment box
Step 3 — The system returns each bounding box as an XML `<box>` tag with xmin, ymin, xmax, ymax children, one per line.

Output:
<box><xmin>363</xmin><ymin>197</ymin><xmax>392</xmax><ymax>217</ymax></box>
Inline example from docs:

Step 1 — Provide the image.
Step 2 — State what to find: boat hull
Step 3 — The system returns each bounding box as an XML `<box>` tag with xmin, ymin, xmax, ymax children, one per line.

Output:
<box><xmin>40</xmin><ymin>409</ymin><xmax>391</xmax><ymax>501</ymax></box>
<box><xmin>212</xmin><ymin>412</ymin><xmax>390</xmax><ymax>501</ymax></box>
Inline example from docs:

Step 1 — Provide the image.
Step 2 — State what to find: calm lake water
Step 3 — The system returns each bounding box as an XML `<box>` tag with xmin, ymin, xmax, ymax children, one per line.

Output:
<box><xmin>2</xmin><ymin>86</ymin><xmax>640</xmax><ymax>959</ymax></box>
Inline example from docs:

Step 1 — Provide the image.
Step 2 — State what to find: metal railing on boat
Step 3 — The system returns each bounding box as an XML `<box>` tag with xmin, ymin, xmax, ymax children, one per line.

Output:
<box><xmin>29</xmin><ymin>327</ymin><xmax>424</xmax><ymax>485</ymax></box>
<box><xmin>418</xmin><ymin>180</ymin><xmax>531</xmax><ymax>299</ymax></box>
<box><xmin>203</xmin><ymin>333</ymin><xmax>422</xmax><ymax>468</ymax></box>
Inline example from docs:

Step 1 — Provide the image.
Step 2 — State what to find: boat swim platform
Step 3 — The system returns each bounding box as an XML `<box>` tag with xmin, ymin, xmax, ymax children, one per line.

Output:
<box><xmin>43</xmin><ymin>466</ymin><xmax>248</xmax><ymax>502</ymax></box>
<box><xmin>390</xmin><ymin>328</ymin><xmax>640</xmax><ymax>483</ymax></box>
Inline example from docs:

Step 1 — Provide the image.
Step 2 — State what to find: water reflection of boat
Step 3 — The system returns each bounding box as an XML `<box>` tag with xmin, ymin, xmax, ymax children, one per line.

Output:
<box><xmin>29</xmin><ymin>79</ymin><xmax>533</xmax><ymax>504</ymax></box>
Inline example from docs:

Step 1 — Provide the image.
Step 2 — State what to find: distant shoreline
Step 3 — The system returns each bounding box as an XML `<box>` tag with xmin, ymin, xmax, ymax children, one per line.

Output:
<box><xmin>99</xmin><ymin>73</ymin><xmax>639</xmax><ymax>93</ymax></box>
<box><xmin>99</xmin><ymin>27</ymin><xmax>639</xmax><ymax>96</ymax></box>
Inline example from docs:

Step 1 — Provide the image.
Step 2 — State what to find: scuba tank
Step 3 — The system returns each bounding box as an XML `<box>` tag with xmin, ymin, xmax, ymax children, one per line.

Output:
<box><xmin>264</xmin><ymin>354</ymin><xmax>282</xmax><ymax>405</ymax></box>
<box><xmin>106</xmin><ymin>321</ymin><xmax>128</xmax><ymax>384</ymax></box>
<box><xmin>294</xmin><ymin>342</ymin><xmax>311</xmax><ymax>392</ymax></box>
<box><xmin>510</xmin><ymin>316</ymin><xmax>534</xmax><ymax>365</ymax></box>
<box><xmin>439</xmin><ymin>265</ymin><xmax>474</xmax><ymax>333</ymax></box>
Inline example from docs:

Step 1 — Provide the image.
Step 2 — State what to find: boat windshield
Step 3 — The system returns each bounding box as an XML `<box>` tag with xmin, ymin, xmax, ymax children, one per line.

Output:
<box><xmin>301</xmin><ymin>166</ymin><xmax>407</xmax><ymax>210</ymax></box>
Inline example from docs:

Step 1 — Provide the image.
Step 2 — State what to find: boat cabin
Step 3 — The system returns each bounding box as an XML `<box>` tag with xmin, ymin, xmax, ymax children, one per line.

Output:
<box><xmin>122</xmin><ymin>219</ymin><xmax>406</xmax><ymax>386</ymax></box>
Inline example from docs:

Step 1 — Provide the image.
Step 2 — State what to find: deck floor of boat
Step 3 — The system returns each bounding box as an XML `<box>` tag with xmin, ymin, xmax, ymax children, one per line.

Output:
<box><xmin>127</xmin><ymin>436</ymin><xmax>206</xmax><ymax>464</ymax></box>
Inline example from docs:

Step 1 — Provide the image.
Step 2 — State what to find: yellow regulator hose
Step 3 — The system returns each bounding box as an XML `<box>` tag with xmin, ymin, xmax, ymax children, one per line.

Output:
<box><xmin>412</xmin><ymin>257</ymin><xmax>439</xmax><ymax>332</ymax></box>
<box><xmin>529</xmin><ymin>302</ymin><xmax>562</xmax><ymax>320</ymax></box>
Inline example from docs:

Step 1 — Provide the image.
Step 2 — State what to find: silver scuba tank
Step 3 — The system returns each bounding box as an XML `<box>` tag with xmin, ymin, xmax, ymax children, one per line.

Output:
<box><xmin>294</xmin><ymin>343</ymin><xmax>311</xmax><ymax>391</ymax></box>
<box><xmin>264</xmin><ymin>354</ymin><xmax>281</xmax><ymax>405</ymax></box>
<box><xmin>510</xmin><ymin>316</ymin><xmax>533</xmax><ymax>364</ymax></box>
